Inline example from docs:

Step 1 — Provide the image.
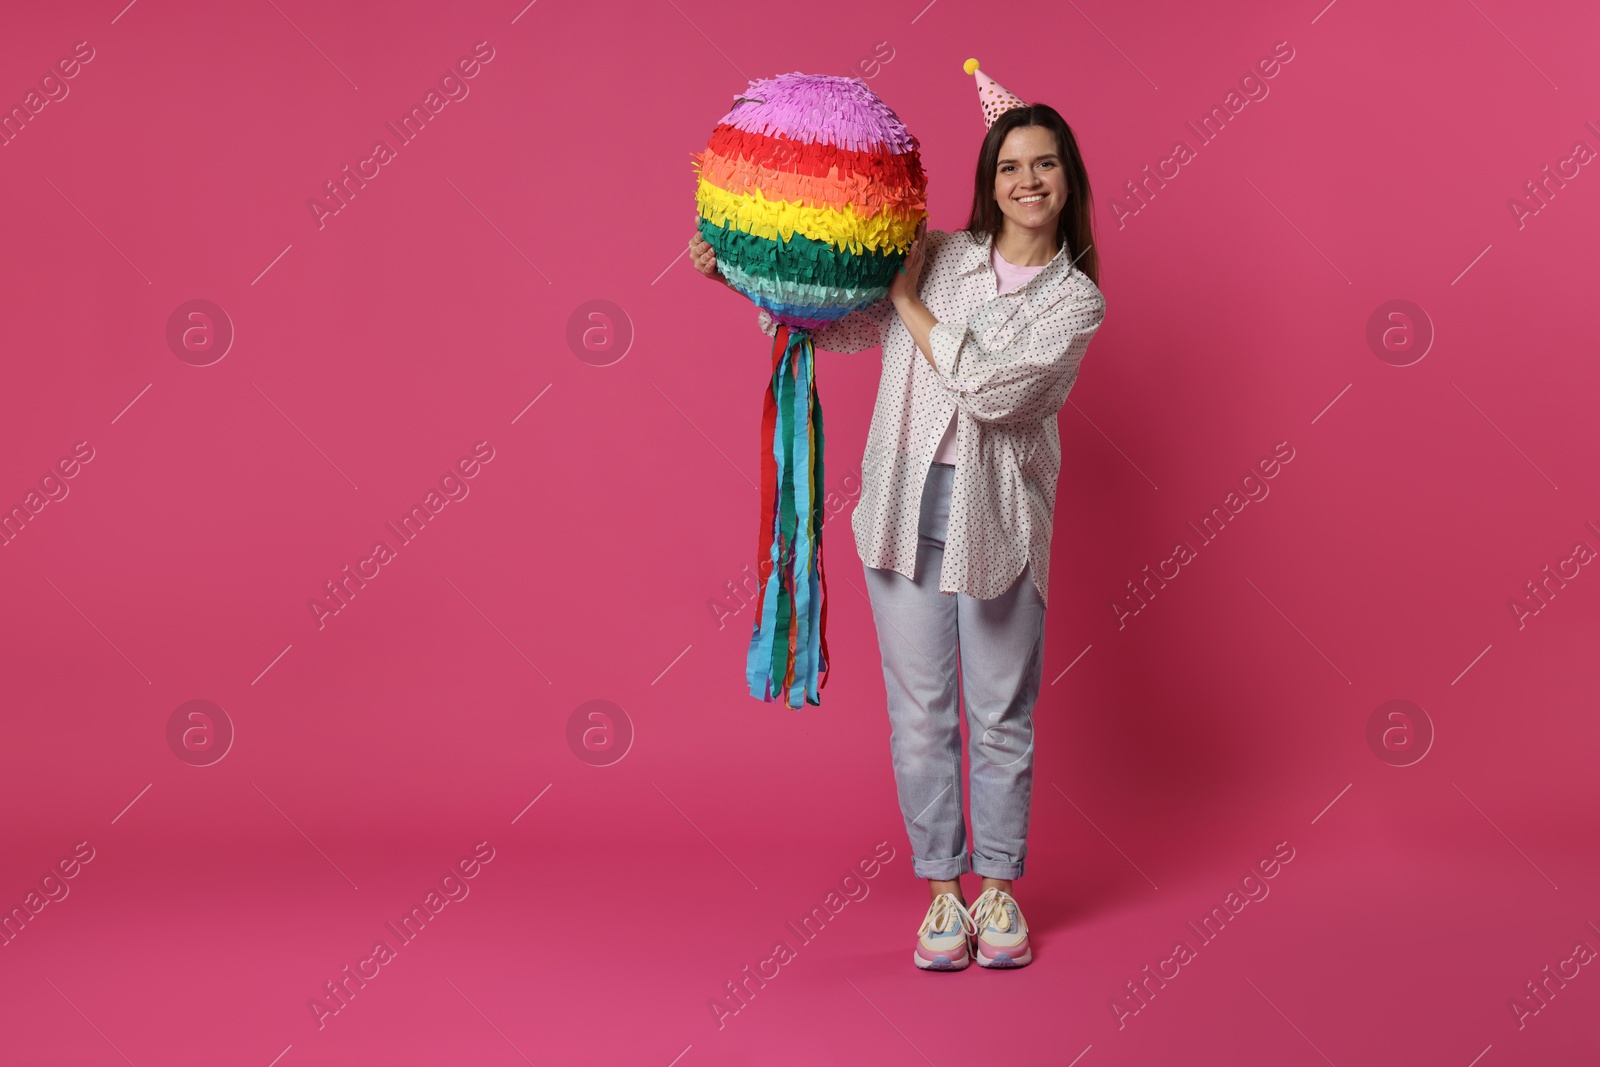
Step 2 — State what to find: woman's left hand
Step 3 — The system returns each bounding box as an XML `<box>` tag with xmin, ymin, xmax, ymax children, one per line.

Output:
<box><xmin>889</xmin><ymin>217</ymin><xmax>928</xmax><ymax>306</ymax></box>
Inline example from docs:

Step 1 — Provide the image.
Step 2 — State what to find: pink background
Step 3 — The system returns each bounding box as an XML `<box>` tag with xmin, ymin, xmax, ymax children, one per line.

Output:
<box><xmin>2</xmin><ymin>0</ymin><xmax>1599</xmax><ymax>1063</ymax></box>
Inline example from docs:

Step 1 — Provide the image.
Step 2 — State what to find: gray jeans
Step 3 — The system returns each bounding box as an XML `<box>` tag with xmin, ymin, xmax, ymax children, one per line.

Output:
<box><xmin>863</xmin><ymin>462</ymin><xmax>1046</xmax><ymax>880</ymax></box>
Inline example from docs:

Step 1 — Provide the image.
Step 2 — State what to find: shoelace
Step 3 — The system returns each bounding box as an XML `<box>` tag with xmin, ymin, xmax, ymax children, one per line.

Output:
<box><xmin>967</xmin><ymin>887</ymin><xmax>1020</xmax><ymax>935</ymax></box>
<box><xmin>919</xmin><ymin>892</ymin><xmax>978</xmax><ymax>939</ymax></box>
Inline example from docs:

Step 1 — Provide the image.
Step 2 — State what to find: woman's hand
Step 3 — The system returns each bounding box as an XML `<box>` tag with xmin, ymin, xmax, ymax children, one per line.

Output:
<box><xmin>889</xmin><ymin>219</ymin><xmax>939</xmax><ymax>372</ymax></box>
<box><xmin>689</xmin><ymin>231</ymin><xmax>729</xmax><ymax>285</ymax></box>
<box><xmin>889</xmin><ymin>217</ymin><xmax>928</xmax><ymax>307</ymax></box>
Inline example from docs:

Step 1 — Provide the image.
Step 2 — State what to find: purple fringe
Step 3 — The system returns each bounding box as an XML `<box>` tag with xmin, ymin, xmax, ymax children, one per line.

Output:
<box><xmin>718</xmin><ymin>72</ymin><xmax>917</xmax><ymax>155</ymax></box>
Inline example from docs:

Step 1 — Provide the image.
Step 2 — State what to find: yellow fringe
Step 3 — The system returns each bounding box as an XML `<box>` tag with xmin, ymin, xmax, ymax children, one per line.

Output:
<box><xmin>696</xmin><ymin>180</ymin><xmax>920</xmax><ymax>255</ymax></box>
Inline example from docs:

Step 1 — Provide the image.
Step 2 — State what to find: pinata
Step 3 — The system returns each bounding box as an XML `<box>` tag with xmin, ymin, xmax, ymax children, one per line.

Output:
<box><xmin>692</xmin><ymin>72</ymin><xmax>927</xmax><ymax>709</ymax></box>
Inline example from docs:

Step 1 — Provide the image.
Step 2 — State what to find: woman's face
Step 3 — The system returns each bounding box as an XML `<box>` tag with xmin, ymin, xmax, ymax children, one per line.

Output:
<box><xmin>992</xmin><ymin>125</ymin><xmax>1068</xmax><ymax>235</ymax></box>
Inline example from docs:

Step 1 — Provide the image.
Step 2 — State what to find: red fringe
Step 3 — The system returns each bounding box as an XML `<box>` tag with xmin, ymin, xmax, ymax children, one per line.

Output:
<box><xmin>700</xmin><ymin>123</ymin><xmax>926</xmax><ymax>194</ymax></box>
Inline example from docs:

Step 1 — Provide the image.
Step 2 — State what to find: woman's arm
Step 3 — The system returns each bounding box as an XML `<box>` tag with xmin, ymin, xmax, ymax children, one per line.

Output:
<box><xmin>924</xmin><ymin>288</ymin><xmax>1107</xmax><ymax>425</ymax></box>
<box><xmin>889</xmin><ymin>220</ymin><xmax>939</xmax><ymax>371</ymax></box>
<box><xmin>892</xmin><ymin>296</ymin><xmax>939</xmax><ymax>372</ymax></box>
<box><xmin>888</xmin><ymin>223</ymin><xmax>1106</xmax><ymax>424</ymax></box>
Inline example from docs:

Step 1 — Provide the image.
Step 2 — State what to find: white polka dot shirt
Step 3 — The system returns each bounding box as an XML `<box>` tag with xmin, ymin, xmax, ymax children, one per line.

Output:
<box><xmin>758</xmin><ymin>227</ymin><xmax>1107</xmax><ymax>606</ymax></box>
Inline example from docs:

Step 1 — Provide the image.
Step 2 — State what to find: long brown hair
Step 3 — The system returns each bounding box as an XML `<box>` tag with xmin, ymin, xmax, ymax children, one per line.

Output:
<box><xmin>963</xmin><ymin>104</ymin><xmax>1099</xmax><ymax>287</ymax></box>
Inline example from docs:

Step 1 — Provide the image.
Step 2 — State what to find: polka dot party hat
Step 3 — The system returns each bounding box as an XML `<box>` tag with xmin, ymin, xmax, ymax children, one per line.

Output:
<box><xmin>963</xmin><ymin>58</ymin><xmax>1027</xmax><ymax>128</ymax></box>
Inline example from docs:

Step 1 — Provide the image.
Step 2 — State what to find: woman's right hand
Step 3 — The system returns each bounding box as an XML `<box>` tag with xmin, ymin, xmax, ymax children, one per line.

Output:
<box><xmin>689</xmin><ymin>232</ymin><xmax>728</xmax><ymax>285</ymax></box>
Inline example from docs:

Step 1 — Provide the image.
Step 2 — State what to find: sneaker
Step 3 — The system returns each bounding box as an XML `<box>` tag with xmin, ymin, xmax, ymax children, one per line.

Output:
<box><xmin>914</xmin><ymin>892</ymin><xmax>977</xmax><ymax>970</ymax></box>
<box><xmin>969</xmin><ymin>886</ymin><xmax>1033</xmax><ymax>968</ymax></box>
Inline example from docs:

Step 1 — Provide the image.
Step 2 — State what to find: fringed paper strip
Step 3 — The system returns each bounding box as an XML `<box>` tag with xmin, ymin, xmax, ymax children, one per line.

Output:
<box><xmin>695</xmin><ymin>125</ymin><xmax>928</xmax><ymax>210</ymax></box>
<box><xmin>696</xmin><ymin>218</ymin><xmax>903</xmax><ymax>291</ymax></box>
<box><xmin>718</xmin><ymin>71</ymin><xmax>921</xmax><ymax>154</ymax></box>
<box><xmin>716</xmin><ymin>260</ymin><xmax>888</xmax><ymax>320</ymax></box>
<box><xmin>696</xmin><ymin>149</ymin><xmax>925</xmax><ymax>219</ymax></box>
<box><xmin>746</xmin><ymin>323</ymin><xmax>830</xmax><ymax>708</ymax></box>
<box><xmin>695</xmin><ymin>182</ymin><xmax>920</xmax><ymax>256</ymax></box>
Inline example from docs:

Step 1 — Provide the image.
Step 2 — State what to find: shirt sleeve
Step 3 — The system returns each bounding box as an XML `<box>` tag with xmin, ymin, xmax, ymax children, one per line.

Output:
<box><xmin>927</xmin><ymin>286</ymin><xmax>1106</xmax><ymax>425</ymax></box>
<box><xmin>758</xmin><ymin>299</ymin><xmax>893</xmax><ymax>354</ymax></box>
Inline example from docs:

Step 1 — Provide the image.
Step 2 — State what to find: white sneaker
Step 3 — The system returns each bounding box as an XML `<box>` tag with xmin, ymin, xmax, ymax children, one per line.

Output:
<box><xmin>968</xmin><ymin>886</ymin><xmax>1033</xmax><ymax>968</ymax></box>
<box><xmin>914</xmin><ymin>892</ymin><xmax>977</xmax><ymax>970</ymax></box>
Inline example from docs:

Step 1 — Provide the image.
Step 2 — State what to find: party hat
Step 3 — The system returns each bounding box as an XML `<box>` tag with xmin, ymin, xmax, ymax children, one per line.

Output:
<box><xmin>963</xmin><ymin>58</ymin><xmax>1026</xmax><ymax>128</ymax></box>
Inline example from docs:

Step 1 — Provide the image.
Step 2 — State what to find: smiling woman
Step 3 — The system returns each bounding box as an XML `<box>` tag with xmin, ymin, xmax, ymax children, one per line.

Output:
<box><xmin>825</xmin><ymin>59</ymin><xmax>1106</xmax><ymax>973</ymax></box>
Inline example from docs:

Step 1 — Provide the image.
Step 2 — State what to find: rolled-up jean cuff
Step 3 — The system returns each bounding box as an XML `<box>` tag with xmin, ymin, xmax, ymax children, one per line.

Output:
<box><xmin>971</xmin><ymin>855</ymin><xmax>1025</xmax><ymax>879</ymax></box>
<box><xmin>912</xmin><ymin>853</ymin><xmax>971</xmax><ymax>879</ymax></box>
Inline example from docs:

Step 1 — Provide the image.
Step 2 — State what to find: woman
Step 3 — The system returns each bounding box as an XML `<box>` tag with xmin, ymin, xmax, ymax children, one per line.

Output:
<box><xmin>689</xmin><ymin>94</ymin><xmax>1105</xmax><ymax>971</ymax></box>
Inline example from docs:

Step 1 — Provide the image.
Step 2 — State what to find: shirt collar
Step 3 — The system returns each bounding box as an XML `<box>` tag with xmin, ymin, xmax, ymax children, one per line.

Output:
<box><xmin>955</xmin><ymin>228</ymin><xmax>1074</xmax><ymax>285</ymax></box>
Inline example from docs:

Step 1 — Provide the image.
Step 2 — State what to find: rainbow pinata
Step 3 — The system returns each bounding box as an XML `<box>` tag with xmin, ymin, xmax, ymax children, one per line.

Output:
<box><xmin>692</xmin><ymin>72</ymin><xmax>927</xmax><ymax>329</ymax></box>
<box><xmin>691</xmin><ymin>73</ymin><xmax>926</xmax><ymax>711</ymax></box>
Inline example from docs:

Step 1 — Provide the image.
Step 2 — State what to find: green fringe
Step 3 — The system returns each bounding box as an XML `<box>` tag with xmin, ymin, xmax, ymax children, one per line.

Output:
<box><xmin>698</xmin><ymin>217</ymin><xmax>907</xmax><ymax>291</ymax></box>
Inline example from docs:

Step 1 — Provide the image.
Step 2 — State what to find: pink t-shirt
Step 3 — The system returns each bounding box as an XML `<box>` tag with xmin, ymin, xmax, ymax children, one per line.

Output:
<box><xmin>931</xmin><ymin>245</ymin><xmax>1047</xmax><ymax>464</ymax></box>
